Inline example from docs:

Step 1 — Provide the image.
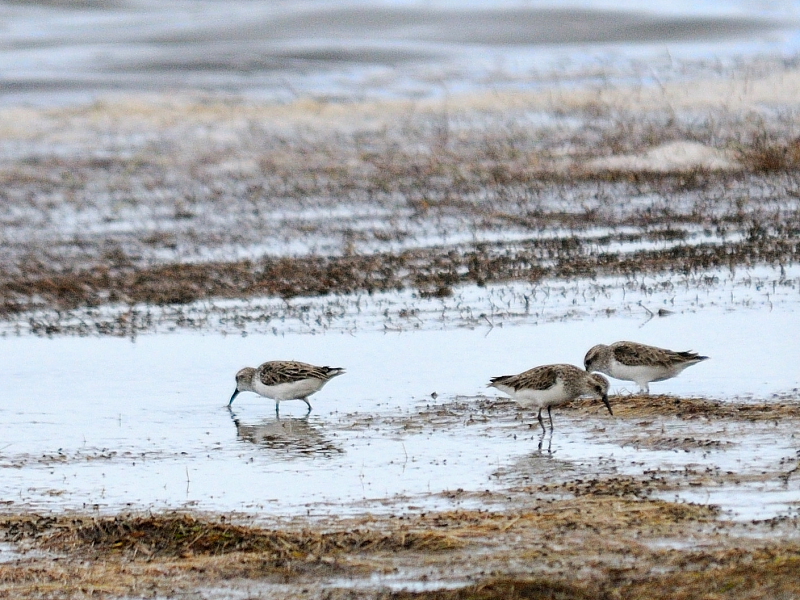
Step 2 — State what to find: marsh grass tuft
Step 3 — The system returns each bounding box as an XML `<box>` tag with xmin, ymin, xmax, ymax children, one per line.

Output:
<box><xmin>567</xmin><ymin>394</ymin><xmax>800</xmax><ymax>421</ymax></box>
<box><xmin>1</xmin><ymin>513</ymin><xmax>460</xmax><ymax>560</ymax></box>
<box><xmin>387</xmin><ymin>579</ymin><xmax>595</xmax><ymax>600</ymax></box>
<box><xmin>738</xmin><ymin>134</ymin><xmax>800</xmax><ymax>172</ymax></box>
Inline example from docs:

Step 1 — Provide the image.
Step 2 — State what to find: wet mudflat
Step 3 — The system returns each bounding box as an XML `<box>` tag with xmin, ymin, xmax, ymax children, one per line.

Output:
<box><xmin>3</xmin><ymin>23</ymin><xmax>800</xmax><ymax>597</ymax></box>
<box><xmin>1</xmin><ymin>296</ymin><xmax>800</xmax><ymax>598</ymax></box>
<box><xmin>2</xmin><ymin>393</ymin><xmax>800</xmax><ymax>599</ymax></box>
<box><xmin>1</xmin><ymin>302</ymin><xmax>799</xmax><ymax>517</ymax></box>
<box><xmin>3</xmin><ymin>46</ymin><xmax>800</xmax><ymax>337</ymax></box>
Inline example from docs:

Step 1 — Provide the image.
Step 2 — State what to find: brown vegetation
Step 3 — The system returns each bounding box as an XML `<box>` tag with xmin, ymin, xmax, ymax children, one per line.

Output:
<box><xmin>1</xmin><ymin>228</ymin><xmax>797</xmax><ymax>319</ymax></box>
<box><xmin>1</xmin><ymin>503</ymin><xmax>798</xmax><ymax>600</ymax></box>
<box><xmin>1</xmin><ymin>514</ymin><xmax>458</xmax><ymax>560</ymax></box>
<box><xmin>2</xmin><ymin>97</ymin><xmax>800</xmax><ymax>334</ymax></box>
<box><xmin>568</xmin><ymin>394</ymin><xmax>800</xmax><ymax>421</ymax></box>
<box><xmin>386</xmin><ymin>553</ymin><xmax>800</xmax><ymax>600</ymax></box>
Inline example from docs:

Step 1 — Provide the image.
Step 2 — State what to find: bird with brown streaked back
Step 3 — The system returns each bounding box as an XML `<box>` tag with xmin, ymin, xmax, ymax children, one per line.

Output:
<box><xmin>230</xmin><ymin>361</ymin><xmax>345</xmax><ymax>415</ymax></box>
<box><xmin>584</xmin><ymin>341</ymin><xmax>708</xmax><ymax>394</ymax></box>
<box><xmin>489</xmin><ymin>363</ymin><xmax>612</xmax><ymax>433</ymax></box>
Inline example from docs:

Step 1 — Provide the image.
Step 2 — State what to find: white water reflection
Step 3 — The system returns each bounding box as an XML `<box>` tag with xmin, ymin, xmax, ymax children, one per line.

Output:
<box><xmin>228</xmin><ymin>409</ymin><xmax>344</xmax><ymax>457</ymax></box>
<box><xmin>0</xmin><ymin>296</ymin><xmax>798</xmax><ymax>518</ymax></box>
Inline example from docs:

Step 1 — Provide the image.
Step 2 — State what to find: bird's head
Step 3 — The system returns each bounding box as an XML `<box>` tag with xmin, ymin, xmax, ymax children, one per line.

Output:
<box><xmin>584</xmin><ymin>344</ymin><xmax>610</xmax><ymax>373</ymax></box>
<box><xmin>587</xmin><ymin>373</ymin><xmax>613</xmax><ymax>416</ymax></box>
<box><xmin>229</xmin><ymin>367</ymin><xmax>256</xmax><ymax>405</ymax></box>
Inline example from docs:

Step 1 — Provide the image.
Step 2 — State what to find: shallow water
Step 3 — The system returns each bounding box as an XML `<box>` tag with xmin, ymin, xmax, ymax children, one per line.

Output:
<box><xmin>1</xmin><ymin>0</ymin><xmax>798</xmax><ymax>106</ymax></box>
<box><xmin>1</xmin><ymin>294</ymin><xmax>798</xmax><ymax>519</ymax></box>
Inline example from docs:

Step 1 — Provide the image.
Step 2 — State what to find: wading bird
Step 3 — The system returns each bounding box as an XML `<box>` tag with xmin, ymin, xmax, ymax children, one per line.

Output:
<box><xmin>229</xmin><ymin>361</ymin><xmax>345</xmax><ymax>415</ymax></box>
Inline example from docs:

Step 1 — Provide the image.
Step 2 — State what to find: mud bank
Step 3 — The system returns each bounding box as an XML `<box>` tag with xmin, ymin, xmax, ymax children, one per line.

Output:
<box><xmin>3</xmin><ymin>88</ymin><xmax>800</xmax><ymax>335</ymax></box>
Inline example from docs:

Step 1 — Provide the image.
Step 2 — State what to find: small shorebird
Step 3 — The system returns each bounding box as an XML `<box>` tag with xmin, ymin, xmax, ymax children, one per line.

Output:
<box><xmin>489</xmin><ymin>364</ymin><xmax>612</xmax><ymax>432</ymax></box>
<box><xmin>584</xmin><ymin>341</ymin><xmax>708</xmax><ymax>394</ymax></box>
<box><xmin>229</xmin><ymin>361</ymin><xmax>345</xmax><ymax>414</ymax></box>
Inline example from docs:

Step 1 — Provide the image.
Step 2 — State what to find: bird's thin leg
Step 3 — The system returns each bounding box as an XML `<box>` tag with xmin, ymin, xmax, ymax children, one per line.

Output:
<box><xmin>275</xmin><ymin>402</ymin><xmax>280</xmax><ymax>417</ymax></box>
<box><xmin>302</xmin><ymin>399</ymin><xmax>312</xmax><ymax>414</ymax></box>
<box><xmin>537</xmin><ymin>408</ymin><xmax>545</xmax><ymax>434</ymax></box>
<box><xmin>538</xmin><ymin>428</ymin><xmax>554</xmax><ymax>454</ymax></box>
<box><xmin>547</xmin><ymin>405</ymin><xmax>554</xmax><ymax>430</ymax></box>
<box><xmin>640</xmin><ymin>383</ymin><xmax>650</xmax><ymax>395</ymax></box>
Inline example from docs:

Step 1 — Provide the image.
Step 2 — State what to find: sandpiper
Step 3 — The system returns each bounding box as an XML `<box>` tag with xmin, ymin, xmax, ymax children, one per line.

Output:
<box><xmin>229</xmin><ymin>361</ymin><xmax>345</xmax><ymax>414</ymax></box>
<box><xmin>584</xmin><ymin>341</ymin><xmax>708</xmax><ymax>394</ymax></box>
<box><xmin>489</xmin><ymin>363</ymin><xmax>612</xmax><ymax>432</ymax></box>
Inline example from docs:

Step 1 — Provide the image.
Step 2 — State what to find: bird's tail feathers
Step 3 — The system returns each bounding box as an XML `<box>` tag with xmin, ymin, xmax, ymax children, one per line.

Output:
<box><xmin>488</xmin><ymin>375</ymin><xmax>512</xmax><ymax>388</ymax></box>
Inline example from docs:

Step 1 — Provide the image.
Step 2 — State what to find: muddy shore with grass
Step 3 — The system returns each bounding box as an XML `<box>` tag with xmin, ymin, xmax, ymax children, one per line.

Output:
<box><xmin>2</xmin><ymin>394</ymin><xmax>800</xmax><ymax>598</ymax></box>
<box><xmin>2</xmin><ymin>64</ymin><xmax>800</xmax><ymax>334</ymax></box>
<box><xmin>2</xmin><ymin>57</ymin><xmax>800</xmax><ymax>598</ymax></box>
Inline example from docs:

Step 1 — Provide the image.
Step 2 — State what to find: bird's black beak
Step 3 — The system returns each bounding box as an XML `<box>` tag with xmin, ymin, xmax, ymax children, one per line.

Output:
<box><xmin>228</xmin><ymin>388</ymin><xmax>240</xmax><ymax>406</ymax></box>
<box><xmin>602</xmin><ymin>394</ymin><xmax>613</xmax><ymax>416</ymax></box>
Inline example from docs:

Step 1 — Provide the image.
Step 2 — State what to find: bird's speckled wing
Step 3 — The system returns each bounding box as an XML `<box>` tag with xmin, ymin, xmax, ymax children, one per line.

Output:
<box><xmin>612</xmin><ymin>341</ymin><xmax>705</xmax><ymax>367</ymax></box>
<box><xmin>257</xmin><ymin>361</ymin><xmax>344</xmax><ymax>386</ymax></box>
<box><xmin>490</xmin><ymin>365</ymin><xmax>559</xmax><ymax>391</ymax></box>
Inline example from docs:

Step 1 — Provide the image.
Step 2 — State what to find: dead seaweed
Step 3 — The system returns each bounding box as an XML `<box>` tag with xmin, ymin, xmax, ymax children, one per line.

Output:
<box><xmin>384</xmin><ymin>553</ymin><xmax>800</xmax><ymax>600</ymax></box>
<box><xmin>385</xmin><ymin>579</ymin><xmax>595</xmax><ymax>600</ymax></box>
<box><xmin>1</xmin><ymin>232</ymin><xmax>797</xmax><ymax>319</ymax></box>
<box><xmin>1</xmin><ymin>514</ymin><xmax>460</xmax><ymax>560</ymax></box>
<box><xmin>0</xmin><ymin>499</ymin><xmax>789</xmax><ymax>600</ymax></box>
<box><xmin>567</xmin><ymin>394</ymin><xmax>800</xmax><ymax>421</ymax></box>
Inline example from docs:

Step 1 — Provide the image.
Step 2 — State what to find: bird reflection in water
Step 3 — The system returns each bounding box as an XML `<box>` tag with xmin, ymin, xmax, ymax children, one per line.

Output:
<box><xmin>227</xmin><ymin>407</ymin><xmax>343</xmax><ymax>457</ymax></box>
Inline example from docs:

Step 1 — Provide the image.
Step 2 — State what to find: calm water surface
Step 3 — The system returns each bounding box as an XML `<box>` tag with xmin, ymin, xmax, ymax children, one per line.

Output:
<box><xmin>1</xmin><ymin>303</ymin><xmax>798</xmax><ymax>519</ymax></box>
<box><xmin>1</xmin><ymin>0</ymin><xmax>798</xmax><ymax>105</ymax></box>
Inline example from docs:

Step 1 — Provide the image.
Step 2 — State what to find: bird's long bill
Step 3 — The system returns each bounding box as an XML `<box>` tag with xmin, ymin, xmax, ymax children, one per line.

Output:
<box><xmin>228</xmin><ymin>388</ymin><xmax>240</xmax><ymax>406</ymax></box>
<box><xmin>602</xmin><ymin>394</ymin><xmax>613</xmax><ymax>416</ymax></box>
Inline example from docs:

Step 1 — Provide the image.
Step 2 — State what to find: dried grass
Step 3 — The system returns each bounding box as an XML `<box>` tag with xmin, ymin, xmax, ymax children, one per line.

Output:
<box><xmin>568</xmin><ymin>394</ymin><xmax>800</xmax><ymax>421</ymax></box>
<box><xmin>1</xmin><ymin>502</ymin><xmax>797</xmax><ymax>599</ymax></box>
<box><xmin>412</xmin><ymin>498</ymin><xmax>718</xmax><ymax>541</ymax></box>
<box><xmin>384</xmin><ymin>555</ymin><xmax>800</xmax><ymax>600</ymax></box>
<box><xmin>1</xmin><ymin>514</ymin><xmax>460</xmax><ymax>560</ymax></box>
<box><xmin>386</xmin><ymin>579</ymin><xmax>595</xmax><ymax>600</ymax></box>
<box><xmin>737</xmin><ymin>135</ymin><xmax>800</xmax><ymax>172</ymax></box>
<box><xmin>2</xmin><ymin>229</ymin><xmax>797</xmax><ymax>321</ymax></box>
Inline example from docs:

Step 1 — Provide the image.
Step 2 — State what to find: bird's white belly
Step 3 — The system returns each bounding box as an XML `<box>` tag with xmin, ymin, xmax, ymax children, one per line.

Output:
<box><xmin>252</xmin><ymin>378</ymin><xmax>324</xmax><ymax>401</ymax></box>
<box><xmin>511</xmin><ymin>381</ymin><xmax>568</xmax><ymax>409</ymax></box>
<box><xmin>609</xmin><ymin>360</ymin><xmax>669</xmax><ymax>385</ymax></box>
